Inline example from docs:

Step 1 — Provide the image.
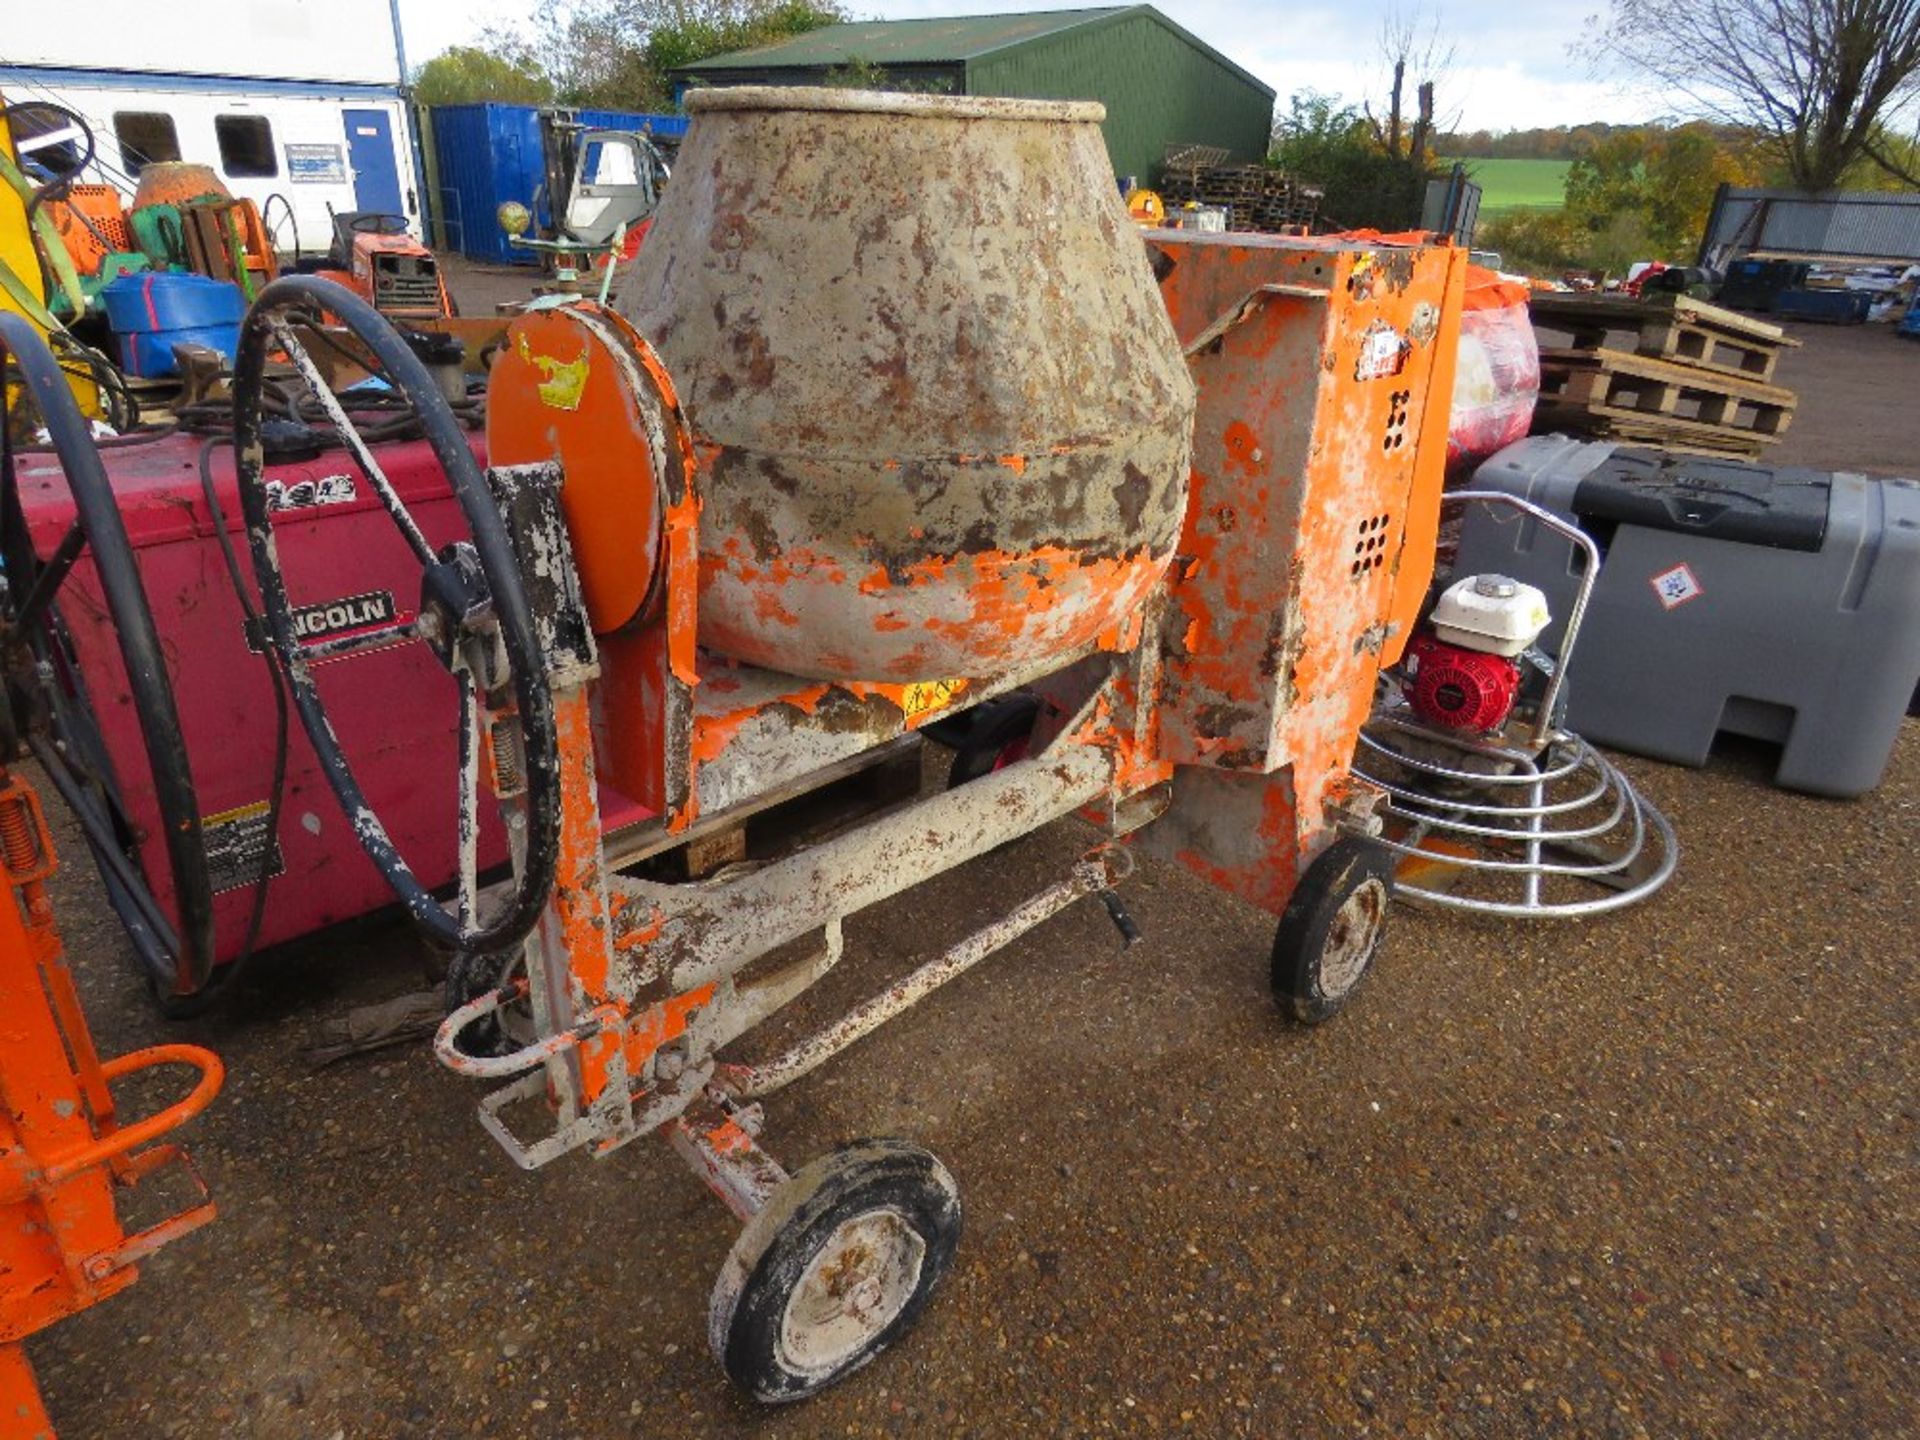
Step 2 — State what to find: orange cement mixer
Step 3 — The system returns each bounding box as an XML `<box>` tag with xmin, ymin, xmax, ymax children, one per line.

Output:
<box><xmin>232</xmin><ymin>86</ymin><xmax>1463</xmax><ymax>1403</ymax></box>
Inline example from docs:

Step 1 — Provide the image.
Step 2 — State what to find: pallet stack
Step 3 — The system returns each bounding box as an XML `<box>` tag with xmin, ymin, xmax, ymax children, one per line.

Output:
<box><xmin>1158</xmin><ymin>148</ymin><xmax>1322</xmax><ymax>233</ymax></box>
<box><xmin>1528</xmin><ymin>293</ymin><xmax>1800</xmax><ymax>461</ymax></box>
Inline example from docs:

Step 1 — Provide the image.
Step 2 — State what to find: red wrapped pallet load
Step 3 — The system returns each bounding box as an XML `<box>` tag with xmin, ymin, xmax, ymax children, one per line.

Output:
<box><xmin>1448</xmin><ymin>266</ymin><xmax>1539</xmax><ymax>477</ymax></box>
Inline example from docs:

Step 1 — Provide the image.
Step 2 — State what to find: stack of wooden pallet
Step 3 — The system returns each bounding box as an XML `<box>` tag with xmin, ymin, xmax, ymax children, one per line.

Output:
<box><xmin>1158</xmin><ymin>162</ymin><xmax>1322</xmax><ymax>232</ymax></box>
<box><xmin>1528</xmin><ymin>293</ymin><xmax>1800</xmax><ymax>461</ymax></box>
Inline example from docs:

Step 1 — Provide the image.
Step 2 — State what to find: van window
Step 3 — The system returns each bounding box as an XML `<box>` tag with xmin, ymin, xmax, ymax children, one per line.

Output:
<box><xmin>8</xmin><ymin>105</ymin><xmax>86</xmax><ymax>179</ymax></box>
<box><xmin>113</xmin><ymin>112</ymin><xmax>182</xmax><ymax>170</ymax></box>
<box><xmin>215</xmin><ymin>115</ymin><xmax>277</xmax><ymax>178</ymax></box>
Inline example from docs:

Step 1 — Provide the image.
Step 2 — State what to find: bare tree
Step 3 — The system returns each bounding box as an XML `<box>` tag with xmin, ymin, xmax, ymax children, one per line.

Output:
<box><xmin>1366</xmin><ymin>6</ymin><xmax>1456</xmax><ymax>170</ymax></box>
<box><xmin>1596</xmin><ymin>0</ymin><xmax>1920</xmax><ymax>188</ymax></box>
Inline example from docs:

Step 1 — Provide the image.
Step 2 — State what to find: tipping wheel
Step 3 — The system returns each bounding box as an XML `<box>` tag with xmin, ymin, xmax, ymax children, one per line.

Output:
<box><xmin>2</xmin><ymin>100</ymin><xmax>95</xmax><ymax>194</ymax></box>
<box><xmin>711</xmin><ymin>1139</ymin><xmax>963</xmax><ymax>1403</ymax></box>
<box><xmin>231</xmin><ymin>275</ymin><xmax>560</xmax><ymax>955</ymax></box>
<box><xmin>1271</xmin><ymin>837</ymin><xmax>1393</xmax><ymax>1024</ymax></box>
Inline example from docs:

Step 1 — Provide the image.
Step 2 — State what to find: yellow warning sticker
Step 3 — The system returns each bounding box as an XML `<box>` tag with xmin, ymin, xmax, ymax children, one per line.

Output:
<box><xmin>902</xmin><ymin>678</ymin><xmax>968</xmax><ymax>723</ymax></box>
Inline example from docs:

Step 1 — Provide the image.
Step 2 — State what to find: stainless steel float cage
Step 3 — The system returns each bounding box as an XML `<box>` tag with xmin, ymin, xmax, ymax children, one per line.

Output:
<box><xmin>1351</xmin><ymin>491</ymin><xmax>1679</xmax><ymax>918</ymax></box>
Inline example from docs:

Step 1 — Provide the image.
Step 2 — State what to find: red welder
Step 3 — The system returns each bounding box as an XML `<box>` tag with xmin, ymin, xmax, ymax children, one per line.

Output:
<box><xmin>11</xmin><ymin>428</ymin><xmax>512</xmax><ymax>1004</ymax></box>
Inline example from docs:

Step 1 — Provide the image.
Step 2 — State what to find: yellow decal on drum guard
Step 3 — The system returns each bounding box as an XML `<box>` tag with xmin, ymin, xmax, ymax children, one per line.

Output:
<box><xmin>515</xmin><ymin>334</ymin><xmax>590</xmax><ymax>411</ymax></box>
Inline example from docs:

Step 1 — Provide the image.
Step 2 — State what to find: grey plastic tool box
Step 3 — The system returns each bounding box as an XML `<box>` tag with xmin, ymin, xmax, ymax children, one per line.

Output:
<box><xmin>1458</xmin><ymin>434</ymin><xmax>1920</xmax><ymax>797</ymax></box>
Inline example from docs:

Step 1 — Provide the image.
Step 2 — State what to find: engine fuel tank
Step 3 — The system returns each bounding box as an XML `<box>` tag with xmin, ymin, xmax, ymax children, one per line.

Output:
<box><xmin>622</xmin><ymin>87</ymin><xmax>1195</xmax><ymax>683</ymax></box>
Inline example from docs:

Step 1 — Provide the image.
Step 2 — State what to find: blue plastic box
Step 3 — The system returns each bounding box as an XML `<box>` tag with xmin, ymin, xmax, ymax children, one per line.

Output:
<box><xmin>101</xmin><ymin>273</ymin><xmax>247</xmax><ymax>378</ymax></box>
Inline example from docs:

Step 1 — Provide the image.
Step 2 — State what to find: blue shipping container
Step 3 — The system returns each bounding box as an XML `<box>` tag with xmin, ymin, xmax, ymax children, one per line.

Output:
<box><xmin>429</xmin><ymin>103</ymin><xmax>690</xmax><ymax>265</ymax></box>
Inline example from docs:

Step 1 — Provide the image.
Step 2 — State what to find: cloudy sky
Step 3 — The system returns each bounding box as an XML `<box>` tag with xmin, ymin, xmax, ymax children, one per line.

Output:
<box><xmin>396</xmin><ymin>0</ymin><xmax>1678</xmax><ymax>133</ymax></box>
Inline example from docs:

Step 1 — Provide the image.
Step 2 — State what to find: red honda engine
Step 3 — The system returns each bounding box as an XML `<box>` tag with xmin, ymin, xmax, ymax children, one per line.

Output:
<box><xmin>1403</xmin><ymin>633</ymin><xmax>1523</xmax><ymax>732</ymax></box>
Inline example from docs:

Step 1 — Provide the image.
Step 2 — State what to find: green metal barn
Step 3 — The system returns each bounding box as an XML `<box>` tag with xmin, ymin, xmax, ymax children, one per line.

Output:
<box><xmin>673</xmin><ymin>6</ymin><xmax>1275</xmax><ymax>183</ymax></box>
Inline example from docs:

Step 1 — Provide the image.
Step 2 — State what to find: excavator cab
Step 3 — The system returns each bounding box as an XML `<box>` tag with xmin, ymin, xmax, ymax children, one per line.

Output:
<box><xmin>561</xmin><ymin>130</ymin><xmax>666</xmax><ymax>247</ymax></box>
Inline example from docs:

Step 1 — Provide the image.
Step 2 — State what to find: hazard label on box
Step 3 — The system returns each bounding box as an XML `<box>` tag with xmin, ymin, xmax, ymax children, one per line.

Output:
<box><xmin>1650</xmin><ymin>562</ymin><xmax>1704</xmax><ymax>611</ymax></box>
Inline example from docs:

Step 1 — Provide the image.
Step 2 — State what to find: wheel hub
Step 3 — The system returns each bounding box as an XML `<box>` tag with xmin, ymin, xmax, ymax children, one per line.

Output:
<box><xmin>1320</xmin><ymin>876</ymin><xmax>1388</xmax><ymax>998</ymax></box>
<box><xmin>776</xmin><ymin>1207</ymin><xmax>926</xmax><ymax>1378</ymax></box>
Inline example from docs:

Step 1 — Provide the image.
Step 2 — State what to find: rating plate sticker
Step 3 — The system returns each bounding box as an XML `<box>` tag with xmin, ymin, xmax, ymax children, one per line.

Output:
<box><xmin>202</xmin><ymin>800</ymin><xmax>286</xmax><ymax>894</ymax></box>
<box><xmin>1650</xmin><ymin>562</ymin><xmax>1704</xmax><ymax>611</ymax></box>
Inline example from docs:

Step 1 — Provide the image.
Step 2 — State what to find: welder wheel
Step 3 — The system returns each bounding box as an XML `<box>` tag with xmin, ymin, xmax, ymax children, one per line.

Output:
<box><xmin>1271</xmin><ymin>837</ymin><xmax>1393</xmax><ymax>1025</ymax></box>
<box><xmin>232</xmin><ymin>275</ymin><xmax>560</xmax><ymax>955</ymax></box>
<box><xmin>710</xmin><ymin>1139</ymin><xmax>963</xmax><ymax>1404</ymax></box>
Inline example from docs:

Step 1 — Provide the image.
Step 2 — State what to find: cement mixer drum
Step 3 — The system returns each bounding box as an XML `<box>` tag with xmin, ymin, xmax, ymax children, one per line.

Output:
<box><xmin>621</xmin><ymin>87</ymin><xmax>1196</xmax><ymax>684</ymax></box>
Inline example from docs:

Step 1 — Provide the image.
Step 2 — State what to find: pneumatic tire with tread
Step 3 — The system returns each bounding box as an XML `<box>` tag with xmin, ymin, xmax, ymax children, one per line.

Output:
<box><xmin>1272</xmin><ymin>837</ymin><xmax>1393</xmax><ymax>1025</ymax></box>
<box><xmin>710</xmin><ymin>1138</ymin><xmax>962</xmax><ymax>1403</ymax></box>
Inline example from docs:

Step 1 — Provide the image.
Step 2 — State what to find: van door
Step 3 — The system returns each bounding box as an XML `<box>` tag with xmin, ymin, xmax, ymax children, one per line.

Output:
<box><xmin>343</xmin><ymin>109</ymin><xmax>403</xmax><ymax>216</ymax></box>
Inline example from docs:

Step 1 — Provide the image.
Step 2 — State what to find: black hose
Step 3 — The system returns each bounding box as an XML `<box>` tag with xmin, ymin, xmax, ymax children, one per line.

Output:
<box><xmin>0</xmin><ymin>309</ymin><xmax>217</xmax><ymax>995</ymax></box>
<box><xmin>28</xmin><ymin>730</ymin><xmax>181</xmax><ymax>981</ymax></box>
<box><xmin>193</xmin><ymin>435</ymin><xmax>289</xmax><ymax>993</ymax></box>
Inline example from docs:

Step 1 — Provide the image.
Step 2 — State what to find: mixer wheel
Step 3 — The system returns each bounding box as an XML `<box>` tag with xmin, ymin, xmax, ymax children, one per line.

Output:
<box><xmin>1271</xmin><ymin>838</ymin><xmax>1392</xmax><ymax>1025</ymax></box>
<box><xmin>710</xmin><ymin>1139</ymin><xmax>962</xmax><ymax>1403</ymax></box>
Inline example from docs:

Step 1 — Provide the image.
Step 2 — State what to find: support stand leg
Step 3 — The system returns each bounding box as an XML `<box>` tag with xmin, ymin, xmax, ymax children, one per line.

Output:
<box><xmin>0</xmin><ymin>1343</ymin><xmax>52</xmax><ymax>1440</ymax></box>
<box><xmin>669</xmin><ymin>1099</ymin><xmax>790</xmax><ymax>1223</ymax></box>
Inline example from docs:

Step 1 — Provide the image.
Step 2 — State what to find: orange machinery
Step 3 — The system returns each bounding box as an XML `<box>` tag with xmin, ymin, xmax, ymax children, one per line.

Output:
<box><xmin>0</xmin><ymin>760</ymin><xmax>221</xmax><ymax>1437</ymax></box>
<box><xmin>312</xmin><ymin>210</ymin><xmax>453</xmax><ymax>322</ymax></box>
<box><xmin>228</xmin><ymin>89</ymin><xmax>1464</xmax><ymax>1403</ymax></box>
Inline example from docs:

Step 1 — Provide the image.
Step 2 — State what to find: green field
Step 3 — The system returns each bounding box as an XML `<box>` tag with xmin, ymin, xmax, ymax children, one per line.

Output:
<box><xmin>1443</xmin><ymin>158</ymin><xmax>1571</xmax><ymax>215</ymax></box>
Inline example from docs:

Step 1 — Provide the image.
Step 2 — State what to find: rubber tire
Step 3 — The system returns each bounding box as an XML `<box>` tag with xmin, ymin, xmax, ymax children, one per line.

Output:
<box><xmin>710</xmin><ymin>1138</ymin><xmax>962</xmax><ymax>1404</ymax></box>
<box><xmin>1271</xmin><ymin>837</ymin><xmax>1393</xmax><ymax>1025</ymax></box>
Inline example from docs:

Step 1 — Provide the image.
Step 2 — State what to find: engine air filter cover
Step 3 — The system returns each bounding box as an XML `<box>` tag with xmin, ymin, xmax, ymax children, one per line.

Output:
<box><xmin>1430</xmin><ymin>572</ymin><xmax>1551</xmax><ymax>657</ymax></box>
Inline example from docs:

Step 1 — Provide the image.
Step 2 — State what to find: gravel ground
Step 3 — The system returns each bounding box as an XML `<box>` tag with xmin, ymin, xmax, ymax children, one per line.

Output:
<box><xmin>25</xmin><ymin>288</ymin><xmax>1920</xmax><ymax>1439</ymax></box>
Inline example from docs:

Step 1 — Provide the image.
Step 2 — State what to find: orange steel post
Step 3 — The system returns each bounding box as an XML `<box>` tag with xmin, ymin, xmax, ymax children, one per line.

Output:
<box><xmin>0</xmin><ymin>767</ymin><xmax>221</xmax><ymax>1439</ymax></box>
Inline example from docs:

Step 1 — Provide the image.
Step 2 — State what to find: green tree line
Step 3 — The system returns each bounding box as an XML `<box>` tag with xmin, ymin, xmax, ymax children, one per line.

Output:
<box><xmin>1473</xmin><ymin>121</ymin><xmax>1920</xmax><ymax>276</ymax></box>
<box><xmin>412</xmin><ymin>0</ymin><xmax>847</xmax><ymax>112</ymax></box>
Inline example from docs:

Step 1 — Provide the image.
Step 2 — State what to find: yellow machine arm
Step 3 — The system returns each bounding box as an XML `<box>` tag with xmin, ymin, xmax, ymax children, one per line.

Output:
<box><xmin>0</xmin><ymin>92</ymin><xmax>102</xmax><ymax>419</ymax></box>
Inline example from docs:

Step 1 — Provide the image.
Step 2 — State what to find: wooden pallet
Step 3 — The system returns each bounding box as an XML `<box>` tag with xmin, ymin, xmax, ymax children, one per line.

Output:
<box><xmin>1537</xmin><ymin>413</ymin><xmax>1768</xmax><ymax>461</ymax></box>
<box><xmin>1536</xmin><ymin>347</ymin><xmax>1796</xmax><ymax>441</ymax></box>
<box><xmin>1158</xmin><ymin>163</ymin><xmax>1322</xmax><ymax>232</ymax></box>
<box><xmin>1529</xmin><ymin>293</ymin><xmax>1799</xmax><ymax>384</ymax></box>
